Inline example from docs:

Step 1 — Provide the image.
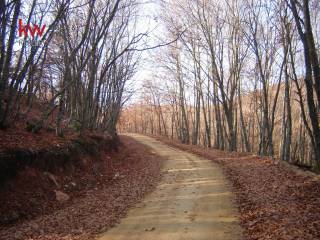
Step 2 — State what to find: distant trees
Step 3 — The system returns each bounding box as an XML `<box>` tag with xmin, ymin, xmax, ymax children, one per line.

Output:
<box><xmin>119</xmin><ymin>0</ymin><xmax>320</xmax><ymax>170</ymax></box>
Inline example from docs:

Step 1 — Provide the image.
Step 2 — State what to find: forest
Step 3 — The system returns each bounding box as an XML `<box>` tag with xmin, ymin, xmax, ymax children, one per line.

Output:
<box><xmin>0</xmin><ymin>0</ymin><xmax>142</xmax><ymax>137</ymax></box>
<box><xmin>119</xmin><ymin>0</ymin><xmax>320</xmax><ymax>170</ymax></box>
<box><xmin>1</xmin><ymin>0</ymin><xmax>320</xmax><ymax>240</ymax></box>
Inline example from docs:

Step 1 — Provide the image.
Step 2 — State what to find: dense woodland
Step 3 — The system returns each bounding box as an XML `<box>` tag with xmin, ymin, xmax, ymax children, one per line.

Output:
<box><xmin>0</xmin><ymin>0</ymin><xmax>142</xmax><ymax>137</ymax></box>
<box><xmin>1</xmin><ymin>0</ymin><xmax>320</xmax><ymax>169</ymax></box>
<box><xmin>119</xmin><ymin>0</ymin><xmax>320</xmax><ymax>169</ymax></box>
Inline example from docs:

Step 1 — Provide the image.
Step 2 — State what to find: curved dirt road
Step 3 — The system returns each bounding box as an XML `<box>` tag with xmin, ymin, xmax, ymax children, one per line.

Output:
<box><xmin>99</xmin><ymin>134</ymin><xmax>242</xmax><ymax>240</ymax></box>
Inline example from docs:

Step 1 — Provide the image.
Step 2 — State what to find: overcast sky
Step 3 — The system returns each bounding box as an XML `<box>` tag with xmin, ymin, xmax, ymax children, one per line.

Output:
<box><xmin>127</xmin><ymin>0</ymin><xmax>166</xmax><ymax>104</ymax></box>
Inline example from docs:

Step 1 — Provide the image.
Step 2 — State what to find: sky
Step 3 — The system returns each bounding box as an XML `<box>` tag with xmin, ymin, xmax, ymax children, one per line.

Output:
<box><xmin>126</xmin><ymin>0</ymin><xmax>166</xmax><ymax>104</ymax></box>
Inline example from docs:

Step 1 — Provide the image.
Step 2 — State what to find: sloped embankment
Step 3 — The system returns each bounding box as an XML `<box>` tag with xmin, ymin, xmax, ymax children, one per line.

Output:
<box><xmin>0</xmin><ymin>135</ymin><xmax>164</xmax><ymax>240</ymax></box>
<box><xmin>0</xmin><ymin>133</ymin><xmax>110</xmax><ymax>184</ymax></box>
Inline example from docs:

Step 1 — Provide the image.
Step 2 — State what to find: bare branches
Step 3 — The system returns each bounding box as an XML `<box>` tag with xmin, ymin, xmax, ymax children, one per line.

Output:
<box><xmin>119</xmin><ymin>0</ymin><xmax>320</xmax><ymax>169</ymax></box>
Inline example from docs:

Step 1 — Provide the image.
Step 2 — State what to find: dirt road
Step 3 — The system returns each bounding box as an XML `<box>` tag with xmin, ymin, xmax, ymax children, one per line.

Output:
<box><xmin>98</xmin><ymin>134</ymin><xmax>242</xmax><ymax>240</ymax></box>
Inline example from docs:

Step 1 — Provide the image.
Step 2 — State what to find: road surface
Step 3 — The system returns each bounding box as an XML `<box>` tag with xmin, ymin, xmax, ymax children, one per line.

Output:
<box><xmin>98</xmin><ymin>134</ymin><xmax>242</xmax><ymax>240</ymax></box>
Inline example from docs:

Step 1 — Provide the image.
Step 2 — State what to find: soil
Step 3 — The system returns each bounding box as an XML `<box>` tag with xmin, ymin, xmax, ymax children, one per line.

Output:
<box><xmin>0</xmin><ymin>136</ymin><xmax>164</xmax><ymax>240</ymax></box>
<box><xmin>153</xmin><ymin>135</ymin><xmax>320</xmax><ymax>240</ymax></box>
<box><xmin>2</xmin><ymin>132</ymin><xmax>318</xmax><ymax>240</ymax></box>
<box><xmin>98</xmin><ymin>134</ymin><xmax>242</xmax><ymax>240</ymax></box>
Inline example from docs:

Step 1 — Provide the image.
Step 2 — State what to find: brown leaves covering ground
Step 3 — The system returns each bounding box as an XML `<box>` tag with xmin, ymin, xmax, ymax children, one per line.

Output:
<box><xmin>0</xmin><ymin>136</ymin><xmax>164</xmax><ymax>240</ymax></box>
<box><xmin>0</xmin><ymin>99</ymin><xmax>77</xmax><ymax>154</ymax></box>
<box><xmin>154</xmin><ymin>135</ymin><xmax>320</xmax><ymax>240</ymax></box>
<box><xmin>0</xmin><ymin>123</ymin><xmax>78</xmax><ymax>154</ymax></box>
